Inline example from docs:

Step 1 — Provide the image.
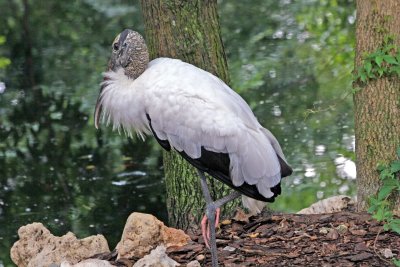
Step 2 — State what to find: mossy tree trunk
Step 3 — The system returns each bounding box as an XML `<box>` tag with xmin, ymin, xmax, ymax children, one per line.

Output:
<box><xmin>140</xmin><ymin>0</ymin><xmax>239</xmax><ymax>230</ymax></box>
<box><xmin>354</xmin><ymin>1</ymin><xmax>400</xmax><ymax>214</ymax></box>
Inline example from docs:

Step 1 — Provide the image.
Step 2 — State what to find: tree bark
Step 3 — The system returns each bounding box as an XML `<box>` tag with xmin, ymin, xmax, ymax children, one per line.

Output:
<box><xmin>140</xmin><ymin>0</ymin><xmax>239</xmax><ymax>229</ymax></box>
<box><xmin>354</xmin><ymin>1</ymin><xmax>400</xmax><ymax>214</ymax></box>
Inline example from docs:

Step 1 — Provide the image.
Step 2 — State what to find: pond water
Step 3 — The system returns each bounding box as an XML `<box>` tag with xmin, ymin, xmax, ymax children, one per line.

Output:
<box><xmin>0</xmin><ymin>0</ymin><xmax>356</xmax><ymax>265</ymax></box>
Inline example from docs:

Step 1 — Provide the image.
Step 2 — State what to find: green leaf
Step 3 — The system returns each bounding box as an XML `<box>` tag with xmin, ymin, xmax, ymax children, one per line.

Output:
<box><xmin>397</xmin><ymin>147</ymin><xmax>400</xmax><ymax>157</ymax></box>
<box><xmin>392</xmin><ymin>66</ymin><xmax>400</xmax><ymax>76</ymax></box>
<box><xmin>383</xmin><ymin>178</ymin><xmax>398</xmax><ymax>187</ymax></box>
<box><xmin>393</xmin><ymin>258</ymin><xmax>400</xmax><ymax>267</ymax></box>
<box><xmin>390</xmin><ymin>161</ymin><xmax>400</xmax><ymax>173</ymax></box>
<box><xmin>375</xmin><ymin>56</ymin><xmax>384</xmax><ymax>66</ymax></box>
<box><xmin>383</xmin><ymin>223</ymin><xmax>390</xmax><ymax>231</ymax></box>
<box><xmin>383</xmin><ymin>55</ymin><xmax>398</xmax><ymax>65</ymax></box>
<box><xmin>396</xmin><ymin>51</ymin><xmax>400</xmax><ymax>62</ymax></box>
<box><xmin>377</xmin><ymin>164</ymin><xmax>387</xmax><ymax>172</ymax></box>
<box><xmin>388</xmin><ymin>220</ymin><xmax>400</xmax><ymax>234</ymax></box>
<box><xmin>377</xmin><ymin>67</ymin><xmax>384</xmax><ymax>76</ymax></box>
<box><xmin>380</xmin><ymin>170</ymin><xmax>392</xmax><ymax>181</ymax></box>
<box><xmin>360</xmin><ymin>72</ymin><xmax>367</xmax><ymax>82</ymax></box>
<box><xmin>368</xmin><ymin>197</ymin><xmax>380</xmax><ymax>213</ymax></box>
<box><xmin>365</xmin><ymin>61</ymin><xmax>372</xmax><ymax>74</ymax></box>
<box><xmin>368</xmin><ymin>204</ymin><xmax>377</xmax><ymax>214</ymax></box>
<box><xmin>374</xmin><ymin>206</ymin><xmax>387</xmax><ymax>221</ymax></box>
<box><xmin>377</xmin><ymin>185</ymin><xmax>396</xmax><ymax>200</ymax></box>
<box><xmin>368</xmin><ymin>51</ymin><xmax>380</xmax><ymax>59</ymax></box>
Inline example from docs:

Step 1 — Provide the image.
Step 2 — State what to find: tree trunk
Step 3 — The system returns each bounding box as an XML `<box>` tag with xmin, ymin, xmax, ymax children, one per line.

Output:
<box><xmin>140</xmin><ymin>0</ymin><xmax>239</xmax><ymax>229</ymax></box>
<box><xmin>354</xmin><ymin>1</ymin><xmax>400</xmax><ymax>214</ymax></box>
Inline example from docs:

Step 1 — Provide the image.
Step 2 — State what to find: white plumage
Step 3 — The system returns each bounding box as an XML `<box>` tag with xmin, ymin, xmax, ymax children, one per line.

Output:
<box><xmin>96</xmin><ymin>29</ymin><xmax>293</xmax><ymax>267</ymax></box>
<box><xmin>98</xmin><ymin>58</ymin><xmax>286</xmax><ymax>200</ymax></box>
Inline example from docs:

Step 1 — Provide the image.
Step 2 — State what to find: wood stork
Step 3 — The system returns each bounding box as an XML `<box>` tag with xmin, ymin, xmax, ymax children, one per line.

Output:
<box><xmin>94</xmin><ymin>29</ymin><xmax>293</xmax><ymax>267</ymax></box>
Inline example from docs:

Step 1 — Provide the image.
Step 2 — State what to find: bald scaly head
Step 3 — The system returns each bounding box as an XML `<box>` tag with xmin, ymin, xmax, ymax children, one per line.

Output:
<box><xmin>108</xmin><ymin>29</ymin><xmax>149</xmax><ymax>79</ymax></box>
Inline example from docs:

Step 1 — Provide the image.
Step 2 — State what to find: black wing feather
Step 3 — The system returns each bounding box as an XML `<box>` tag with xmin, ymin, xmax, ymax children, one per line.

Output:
<box><xmin>146</xmin><ymin>114</ymin><xmax>283</xmax><ymax>202</ymax></box>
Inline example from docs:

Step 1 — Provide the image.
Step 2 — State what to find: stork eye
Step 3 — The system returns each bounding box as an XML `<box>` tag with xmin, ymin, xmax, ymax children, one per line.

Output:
<box><xmin>113</xmin><ymin>43</ymin><xmax>119</xmax><ymax>51</ymax></box>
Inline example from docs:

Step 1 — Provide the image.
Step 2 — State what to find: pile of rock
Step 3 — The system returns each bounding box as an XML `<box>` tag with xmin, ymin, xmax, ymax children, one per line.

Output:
<box><xmin>10</xmin><ymin>212</ymin><xmax>195</xmax><ymax>267</ymax></box>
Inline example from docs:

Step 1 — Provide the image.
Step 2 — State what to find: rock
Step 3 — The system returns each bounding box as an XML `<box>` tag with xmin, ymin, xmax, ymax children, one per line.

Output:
<box><xmin>60</xmin><ymin>259</ymin><xmax>114</xmax><ymax>267</ymax></box>
<box><xmin>319</xmin><ymin>227</ymin><xmax>329</xmax><ymax>234</ymax></box>
<box><xmin>133</xmin><ymin>246</ymin><xmax>179</xmax><ymax>267</ymax></box>
<box><xmin>117</xmin><ymin>212</ymin><xmax>190</xmax><ymax>259</ymax></box>
<box><xmin>186</xmin><ymin>260</ymin><xmax>201</xmax><ymax>267</ymax></box>
<box><xmin>297</xmin><ymin>195</ymin><xmax>355</xmax><ymax>214</ymax></box>
<box><xmin>336</xmin><ymin>224</ymin><xmax>348</xmax><ymax>235</ymax></box>
<box><xmin>223</xmin><ymin>246</ymin><xmax>236</xmax><ymax>252</ymax></box>
<box><xmin>195</xmin><ymin>254</ymin><xmax>205</xmax><ymax>261</ymax></box>
<box><xmin>381</xmin><ymin>248</ymin><xmax>394</xmax><ymax>258</ymax></box>
<box><xmin>10</xmin><ymin>223</ymin><xmax>109</xmax><ymax>267</ymax></box>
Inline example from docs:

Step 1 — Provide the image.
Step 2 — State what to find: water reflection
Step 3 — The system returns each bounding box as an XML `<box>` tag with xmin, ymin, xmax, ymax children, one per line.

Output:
<box><xmin>335</xmin><ymin>154</ymin><xmax>357</xmax><ymax>180</ymax></box>
<box><xmin>0</xmin><ymin>82</ymin><xmax>5</xmax><ymax>94</ymax></box>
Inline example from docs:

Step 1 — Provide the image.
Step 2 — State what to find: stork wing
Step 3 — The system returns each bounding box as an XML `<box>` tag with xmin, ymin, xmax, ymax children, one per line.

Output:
<box><xmin>136</xmin><ymin>58</ymin><xmax>290</xmax><ymax>199</ymax></box>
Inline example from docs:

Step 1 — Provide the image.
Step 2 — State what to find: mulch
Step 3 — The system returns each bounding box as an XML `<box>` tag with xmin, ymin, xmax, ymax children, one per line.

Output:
<box><xmin>168</xmin><ymin>211</ymin><xmax>399</xmax><ymax>266</ymax></box>
<box><xmin>97</xmin><ymin>209</ymin><xmax>400</xmax><ymax>266</ymax></box>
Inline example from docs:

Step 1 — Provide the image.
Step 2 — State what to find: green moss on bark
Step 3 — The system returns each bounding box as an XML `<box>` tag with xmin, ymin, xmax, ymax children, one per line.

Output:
<box><xmin>354</xmin><ymin>1</ymin><xmax>400</xmax><ymax>215</ymax></box>
<box><xmin>140</xmin><ymin>0</ymin><xmax>238</xmax><ymax>229</ymax></box>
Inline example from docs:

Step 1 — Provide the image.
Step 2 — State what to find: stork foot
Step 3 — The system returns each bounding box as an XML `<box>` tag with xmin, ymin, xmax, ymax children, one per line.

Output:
<box><xmin>197</xmin><ymin>170</ymin><xmax>241</xmax><ymax>267</ymax></box>
<box><xmin>201</xmin><ymin>207</ymin><xmax>221</xmax><ymax>248</ymax></box>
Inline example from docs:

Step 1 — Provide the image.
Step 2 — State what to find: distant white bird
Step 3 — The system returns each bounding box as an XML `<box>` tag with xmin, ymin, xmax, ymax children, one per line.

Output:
<box><xmin>94</xmin><ymin>29</ymin><xmax>292</xmax><ymax>267</ymax></box>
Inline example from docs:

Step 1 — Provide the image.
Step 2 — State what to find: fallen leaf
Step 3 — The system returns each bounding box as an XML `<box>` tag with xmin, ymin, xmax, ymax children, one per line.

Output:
<box><xmin>350</xmin><ymin>229</ymin><xmax>367</xmax><ymax>236</ymax></box>
<box><xmin>327</xmin><ymin>229</ymin><xmax>339</xmax><ymax>240</ymax></box>
<box><xmin>221</xmin><ymin>219</ymin><xmax>232</xmax><ymax>225</ymax></box>
<box><xmin>348</xmin><ymin>252</ymin><xmax>373</xmax><ymax>262</ymax></box>
<box><xmin>248</xmin><ymin>232</ymin><xmax>260</xmax><ymax>238</ymax></box>
<box><xmin>233</xmin><ymin>208</ymin><xmax>251</xmax><ymax>223</ymax></box>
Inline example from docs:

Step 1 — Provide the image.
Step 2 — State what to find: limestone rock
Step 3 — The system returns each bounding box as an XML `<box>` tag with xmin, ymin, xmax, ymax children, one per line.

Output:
<box><xmin>133</xmin><ymin>246</ymin><xmax>179</xmax><ymax>267</ymax></box>
<box><xmin>297</xmin><ymin>195</ymin><xmax>355</xmax><ymax>214</ymax></box>
<box><xmin>60</xmin><ymin>259</ymin><xmax>114</xmax><ymax>267</ymax></box>
<box><xmin>10</xmin><ymin>223</ymin><xmax>109</xmax><ymax>267</ymax></box>
<box><xmin>186</xmin><ymin>260</ymin><xmax>201</xmax><ymax>267</ymax></box>
<box><xmin>117</xmin><ymin>212</ymin><xmax>190</xmax><ymax>259</ymax></box>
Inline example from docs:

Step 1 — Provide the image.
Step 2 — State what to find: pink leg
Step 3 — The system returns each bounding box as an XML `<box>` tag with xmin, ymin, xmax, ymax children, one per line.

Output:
<box><xmin>201</xmin><ymin>208</ymin><xmax>221</xmax><ymax>248</ymax></box>
<box><xmin>201</xmin><ymin>214</ymin><xmax>210</xmax><ymax>248</ymax></box>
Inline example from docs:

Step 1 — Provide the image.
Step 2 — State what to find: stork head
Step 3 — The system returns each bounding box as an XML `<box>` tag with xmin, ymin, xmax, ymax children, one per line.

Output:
<box><xmin>108</xmin><ymin>29</ymin><xmax>149</xmax><ymax>79</ymax></box>
<box><xmin>94</xmin><ymin>29</ymin><xmax>149</xmax><ymax>129</ymax></box>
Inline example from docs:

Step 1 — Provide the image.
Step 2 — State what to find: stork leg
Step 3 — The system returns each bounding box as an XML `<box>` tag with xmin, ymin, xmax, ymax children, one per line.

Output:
<box><xmin>197</xmin><ymin>170</ymin><xmax>241</xmax><ymax>267</ymax></box>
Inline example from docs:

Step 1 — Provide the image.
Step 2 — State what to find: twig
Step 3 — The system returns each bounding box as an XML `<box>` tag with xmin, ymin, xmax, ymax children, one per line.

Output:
<box><xmin>373</xmin><ymin>228</ymin><xmax>392</xmax><ymax>265</ymax></box>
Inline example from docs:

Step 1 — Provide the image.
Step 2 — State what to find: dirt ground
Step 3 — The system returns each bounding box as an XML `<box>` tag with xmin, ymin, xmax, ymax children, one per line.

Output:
<box><xmin>98</xmin><ymin>209</ymin><xmax>400</xmax><ymax>266</ymax></box>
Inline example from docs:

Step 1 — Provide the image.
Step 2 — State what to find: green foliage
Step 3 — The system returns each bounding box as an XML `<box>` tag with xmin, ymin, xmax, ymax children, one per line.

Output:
<box><xmin>0</xmin><ymin>35</ymin><xmax>10</xmax><ymax>70</ymax></box>
<box><xmin>355</xmin><ymin>35</ymin><xmax>400</xmax><ymax>84</ymax></box>
<box><xmin>368</xmin><ymin>148</ymin><xmax>400</xmax><ymax>265</ymax></box>
<box><xmin>368</xmin><ymin>148</ymin><xmax>400</xmax><ymax>232</ymax></box>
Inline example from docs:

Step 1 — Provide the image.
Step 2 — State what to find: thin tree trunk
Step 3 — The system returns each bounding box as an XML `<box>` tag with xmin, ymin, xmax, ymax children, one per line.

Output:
<box><xmin>354</xmin><ymin>1</ymin><xmax>400</xmax><ymax>214</ymax></box>
<box><xmin>22</xmin><ymin>0</ymin><xmax>35</xmax><ymax>89</ymax></box>
<box><xmin>140</xmin><ymin>0</ymin><xmax>239</xmax><ymax>229</ymax></box>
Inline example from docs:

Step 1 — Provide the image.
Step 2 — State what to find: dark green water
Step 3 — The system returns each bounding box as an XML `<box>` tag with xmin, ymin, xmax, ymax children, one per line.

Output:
<box><xmin>0</xmin><ymin>0</ymin><xmax>356</xmax><ymax>265</ymax></box>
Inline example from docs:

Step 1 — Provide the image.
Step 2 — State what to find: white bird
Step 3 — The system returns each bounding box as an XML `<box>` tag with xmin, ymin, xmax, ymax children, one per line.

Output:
<box><xmin>94</xmin><ymin>29</ymin><xmax>292</xmax><ymax>267</ymax></box>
